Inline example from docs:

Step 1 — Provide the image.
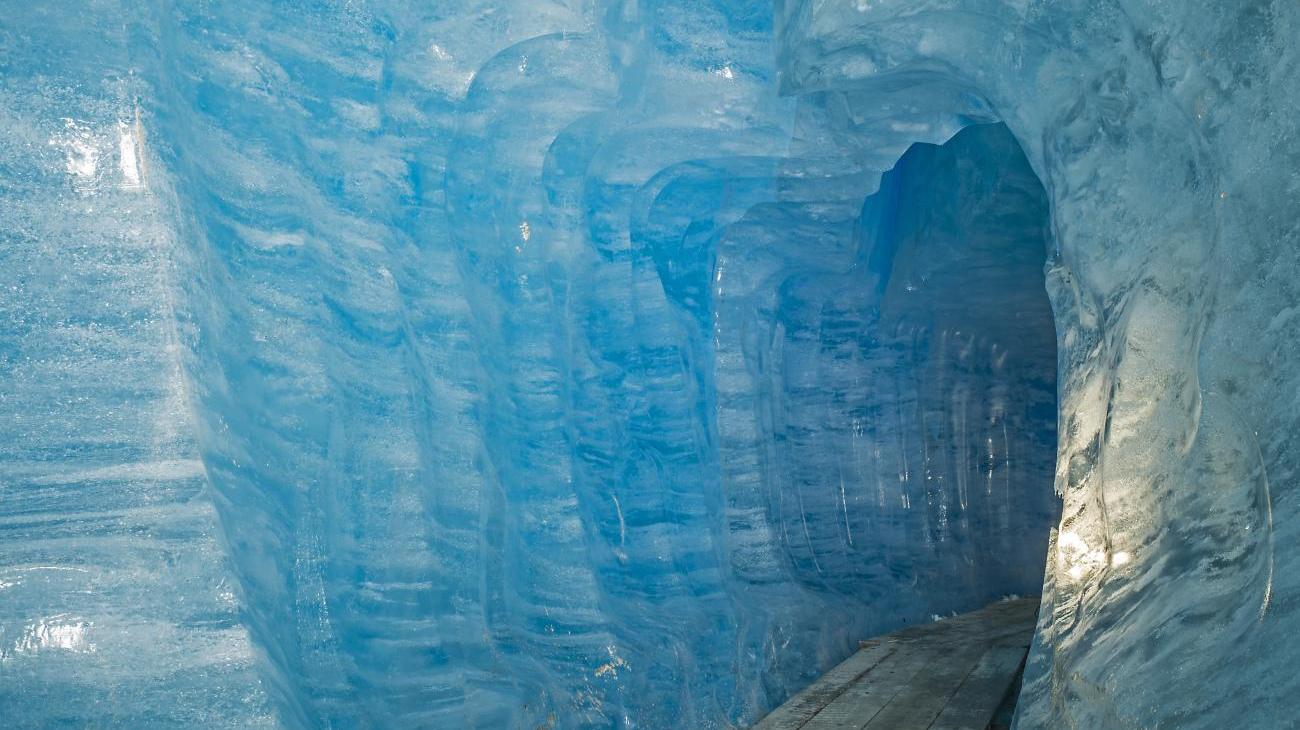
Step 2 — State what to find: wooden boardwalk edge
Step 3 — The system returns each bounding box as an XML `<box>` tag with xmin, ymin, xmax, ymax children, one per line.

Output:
<box><xmin>752</xmin><ymin>598</ymin><xmax>1040</xmax><ymax>730</ymax></box>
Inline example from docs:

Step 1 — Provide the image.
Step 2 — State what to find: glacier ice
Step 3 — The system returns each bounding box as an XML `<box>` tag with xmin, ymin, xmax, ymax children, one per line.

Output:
<box><xmin>1</xmin><ymin>0</ymin><xmax>1298</xmax><ymax>728</ymax></box>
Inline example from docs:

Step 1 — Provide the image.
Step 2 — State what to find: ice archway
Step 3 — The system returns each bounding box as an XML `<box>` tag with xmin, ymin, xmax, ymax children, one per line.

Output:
<box><xmin>776</xmin><ymin>3</ymin><xmax>1287</xmax><ymax>727</ymax></box>
<box><xmin>1</xmin><ymin>1</ymin><xmax>1297</xmax><ymax>728</ymax></box>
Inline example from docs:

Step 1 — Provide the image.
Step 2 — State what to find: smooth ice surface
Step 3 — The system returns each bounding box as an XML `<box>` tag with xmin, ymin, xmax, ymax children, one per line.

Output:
<box><xmin>3</xmin><ymin>1</ymin><xmax>1297</xmax><ymax>729</ymax></box>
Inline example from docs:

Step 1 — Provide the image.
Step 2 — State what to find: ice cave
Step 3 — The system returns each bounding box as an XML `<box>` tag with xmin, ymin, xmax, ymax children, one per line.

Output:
<box><xmin>1</xmin><ymin>1</ymin><xmax>1297</xmax><ymax>728</ymax></box>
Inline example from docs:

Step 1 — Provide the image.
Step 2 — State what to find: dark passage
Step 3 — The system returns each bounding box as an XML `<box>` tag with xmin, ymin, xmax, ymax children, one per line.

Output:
<box><xmin>742</xmin><ymin>122</ymin><xmax>1060</xmax><ymax>724</ymax></box>
<box><xmin>761</xmin><ymin>121</ymin><xmax>1061</xmax><ymax>605</ymax></box>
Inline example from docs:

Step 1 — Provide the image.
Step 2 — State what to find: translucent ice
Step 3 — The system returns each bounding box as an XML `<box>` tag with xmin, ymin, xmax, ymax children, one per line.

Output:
<box><xmin>779</xmin><ymin>1</ymin><xmax>1299</xmax><ymax>726</ymax></box>
<box><xmin>2</xmin><ymin>1</ymin><xmax>1296</xmax><ymax>729</ymax></box>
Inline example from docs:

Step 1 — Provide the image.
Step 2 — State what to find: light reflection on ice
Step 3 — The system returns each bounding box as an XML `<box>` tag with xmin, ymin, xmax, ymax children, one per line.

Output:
<box><xmin>118</xmin><ymin>120</ymin><xmax>142</xmax><ymax>189</ymax></box>
<box><xmin>53</xmin><ymin>119</ymin><xmax>101</xmax><ymax>189</ymax></box>
<box><xmin>7</xmin><ymin>615</ymin><xmax>95</xmax><ymax>657</ymax></box>
<box><xmin>1058</xmin><ymin>529</ymin><xmax>1112</xmax><ymax>582</ymax></box>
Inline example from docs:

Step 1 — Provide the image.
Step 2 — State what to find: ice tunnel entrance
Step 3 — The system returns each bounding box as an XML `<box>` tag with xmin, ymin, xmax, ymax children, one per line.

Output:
<box><xmin>823</xmin><ymin>120</ymin><xmax>1063</xmax><ymax>603</ymax></box>
<box><xmin>701</xmin><ymin>120</ymin><xmax>1063</xmax><ymax>705</ymax></box>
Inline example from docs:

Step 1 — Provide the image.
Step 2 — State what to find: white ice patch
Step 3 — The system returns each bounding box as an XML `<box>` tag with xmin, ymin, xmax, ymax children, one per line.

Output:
<box><xmin>117</xmin><ymin>118</ymin><xmax>144</xmax><ymax>189</ymax></box>
<box><xmin>334</xmin><ymin>99</ymin><xmax>381</xmax><ymax>131</ymax></box>
<box><xmin>53</xmin><ymin>119</ymin><xmax>102</xmax><ymax>191</ymax></box>
<box><xmin>30</xmin><ymin>459</ymin><xmax>206</xmax><ymax>486</ymax></box>
<box><xmin>6</xmin><ymin>615</ymin><xmax>95</xmax><ymax>657</ymax></box>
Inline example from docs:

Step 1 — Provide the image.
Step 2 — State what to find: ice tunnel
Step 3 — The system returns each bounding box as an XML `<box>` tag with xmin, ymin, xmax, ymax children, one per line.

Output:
<box><xmin>2</xmin><ymin>1</ymin><xmax>1298</xmax><ymax>728</ymax></box>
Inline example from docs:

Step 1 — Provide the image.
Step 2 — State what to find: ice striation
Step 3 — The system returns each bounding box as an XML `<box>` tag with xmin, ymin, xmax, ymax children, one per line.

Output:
<box><xmin>1</xmin><ymin>1</ymin><xmax>1297</xmax><ymax>729</ymax></box>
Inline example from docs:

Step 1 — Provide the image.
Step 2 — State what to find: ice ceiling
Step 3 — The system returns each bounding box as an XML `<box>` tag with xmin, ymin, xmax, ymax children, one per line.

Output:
<box><xmin>2</xmin><ymin>0</ymin><xmax>1298</xmax><ymax>728</ymax></box>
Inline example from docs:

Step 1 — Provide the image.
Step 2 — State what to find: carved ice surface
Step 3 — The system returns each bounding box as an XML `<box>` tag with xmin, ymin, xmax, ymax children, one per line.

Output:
<box><xmin>1</xmin><ymin>1</ymin><xmax>1296</xmax><ymax>728</ymax></box>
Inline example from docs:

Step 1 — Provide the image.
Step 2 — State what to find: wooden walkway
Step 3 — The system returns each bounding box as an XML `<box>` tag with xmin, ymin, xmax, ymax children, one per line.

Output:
<box><xmin>752</xmin><ymin>598</ymin><xmax>1039</xmax><ymax>730</ymax></box>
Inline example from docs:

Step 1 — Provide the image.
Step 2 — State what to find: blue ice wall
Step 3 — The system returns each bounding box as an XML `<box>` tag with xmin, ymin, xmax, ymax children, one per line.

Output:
<box><xmin>0</xmin><ymin>4</ymin><xmax>1057</xmax><ymax>724</ymax></box>
<box><xmin>0</xmin><ymin>6</ymin><xmax>275</xmax><ymax>726</ymax></box>
<box><xmin>1</xmin><ymin>0</ymin><xmax>1058</xmax><ymax>715</ymax></box>
<box><xmin>13</xmin><ymin>0</ymin><xmax>1297</xmax><ymax>728</ymax></box>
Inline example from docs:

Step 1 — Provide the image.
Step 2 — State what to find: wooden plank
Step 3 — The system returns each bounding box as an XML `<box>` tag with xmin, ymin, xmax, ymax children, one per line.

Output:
<box><xmin>859</xmin><ymin>641</ymin><xmax>991</xmax><ymax>730</ymax></box>
<box><xmin>799</xmin><ymin>639</ymin><xmax>943</xmax><ymax>729</ymax></box>
<box><xmin>751</xmin><ymin>642</ymin><xmax>896</xmax><ymax>729</ymax></box>
<box><xmin>750</xmin><ymin>598</ymin><xmax>1039</xmax><ymax>730</ymax></box>
<box><xmin>890</xmin><ymin>599</ymin><xmax>1037</xmax><ymax>648</ymax></box>
<box><xmin>927</xmin><ymin>646</ymin><xmax>1029</xmax><ymax>730</ymax></box>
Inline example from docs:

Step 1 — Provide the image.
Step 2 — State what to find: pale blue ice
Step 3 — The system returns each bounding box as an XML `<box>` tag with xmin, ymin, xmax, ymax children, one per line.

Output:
<box><xmin>1</xmin><ymin>1</ymin><xmax>1297</xmax><ymax>728</ymax></box>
